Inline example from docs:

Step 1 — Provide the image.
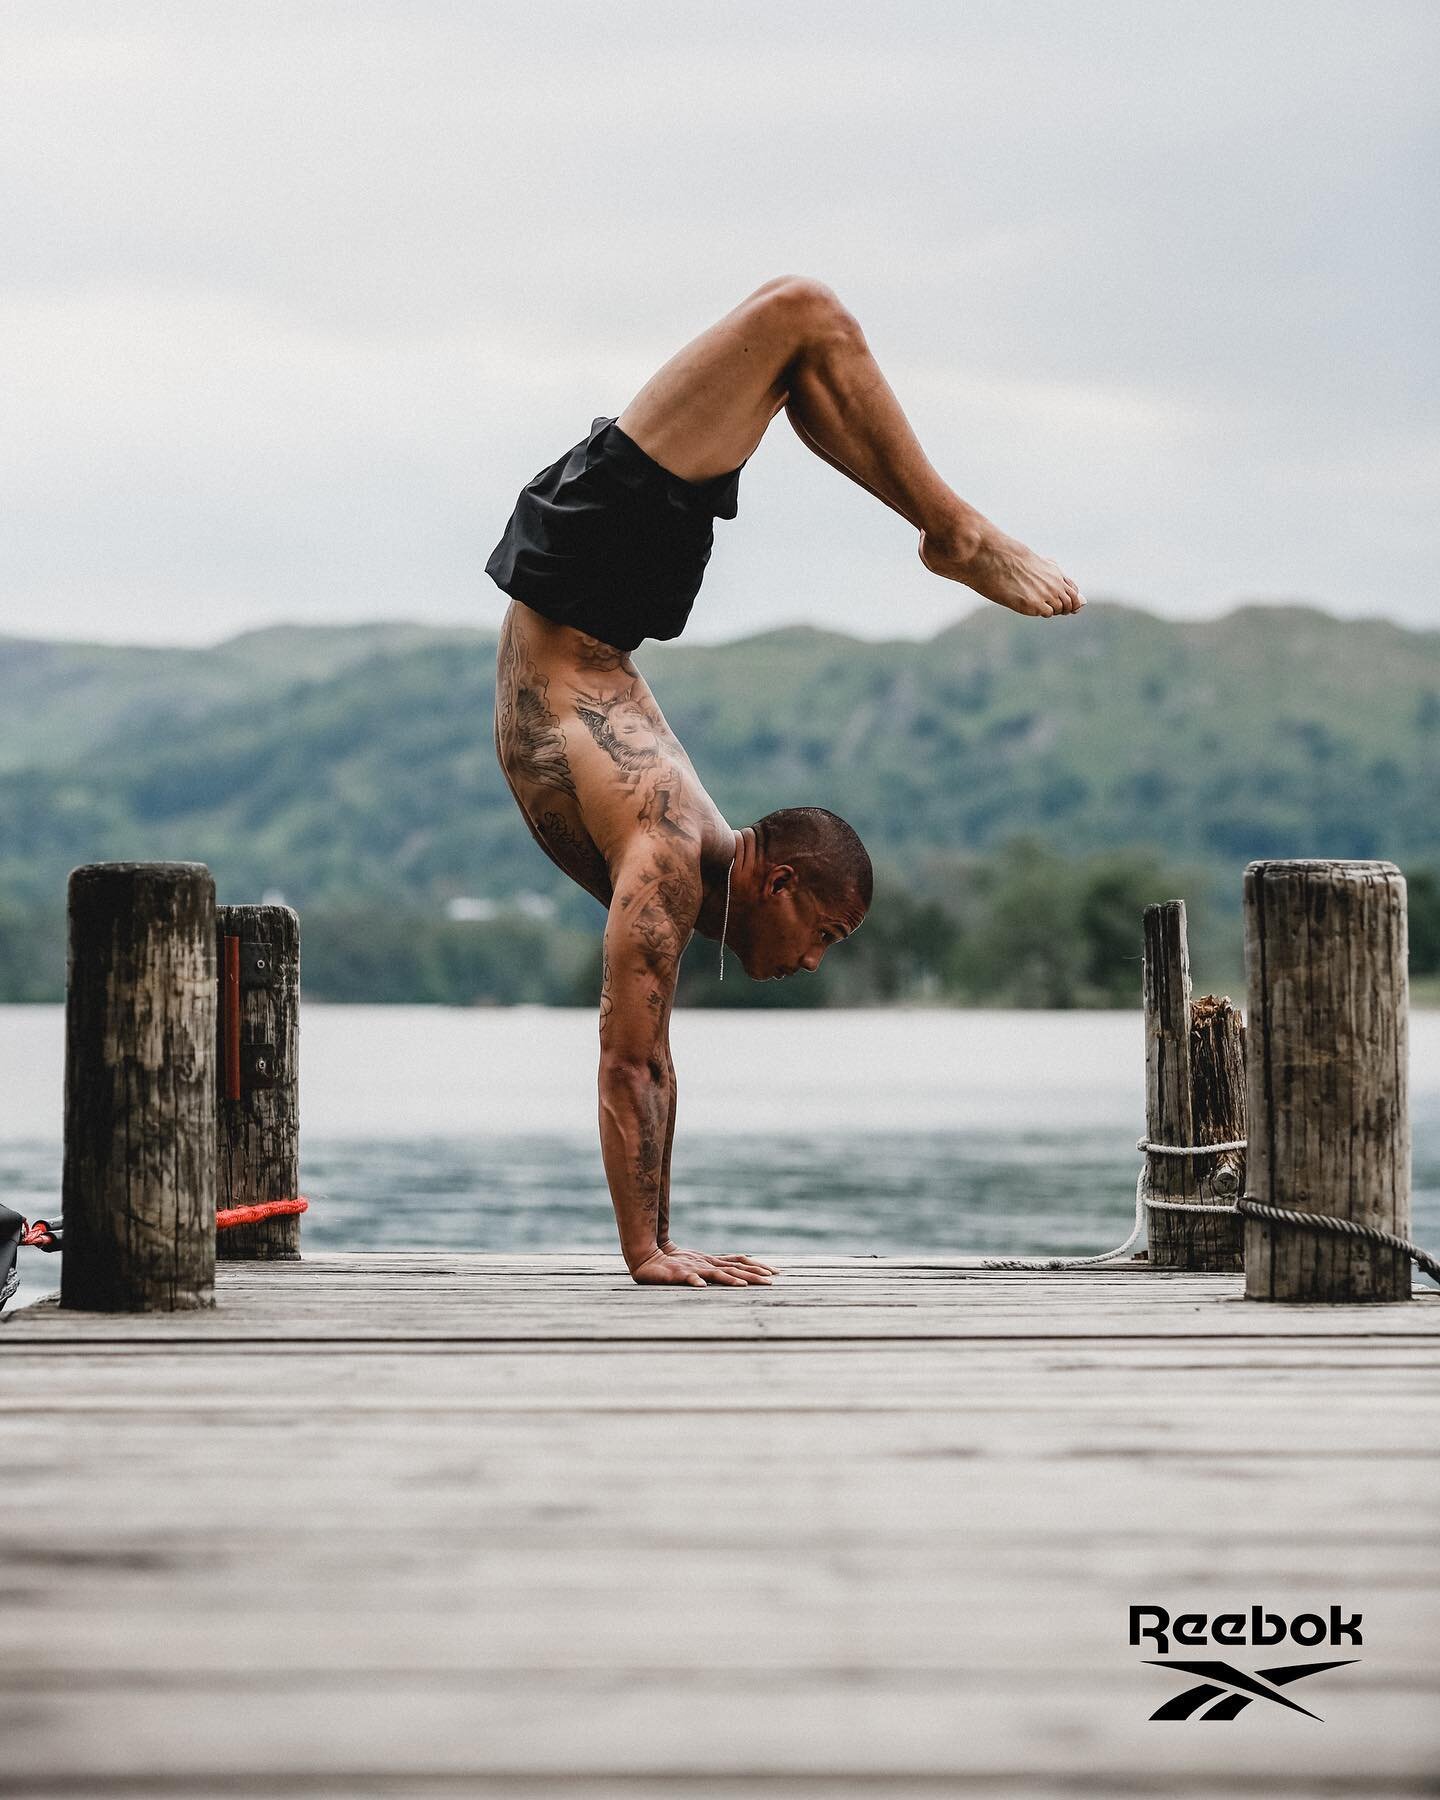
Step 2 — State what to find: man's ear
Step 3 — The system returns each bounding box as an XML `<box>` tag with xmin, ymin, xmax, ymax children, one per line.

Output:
<box><xmin>766</xmin><ymin>863</ymin><xmax>797</xmax><ymax>897</ymax></box>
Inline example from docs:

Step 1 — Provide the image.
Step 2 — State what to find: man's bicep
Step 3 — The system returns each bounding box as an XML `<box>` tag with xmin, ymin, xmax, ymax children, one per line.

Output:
<box><xmin>599</xmin><ymin>858</ymin><xmax>697</xmax><ymax>1063</ymax></box>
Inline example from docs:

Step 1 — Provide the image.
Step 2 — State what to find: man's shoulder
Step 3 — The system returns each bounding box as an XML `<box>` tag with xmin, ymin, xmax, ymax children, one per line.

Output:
<box><xmin>606</xmin><ymin>839</ymin><xmax>705</xmax><ymax>976</ymax></box>
<box><xmin>608</xmin><ymin>838</ymin><xmax>703</xmax><ymax>917</ymax></box>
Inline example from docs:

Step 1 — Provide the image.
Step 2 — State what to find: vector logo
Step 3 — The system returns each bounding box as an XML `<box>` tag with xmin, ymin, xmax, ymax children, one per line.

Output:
<box><xmin>1131</xmin><ymin>1606</ymin><xmax>1362</xmax><ymax>1722</ymax></box>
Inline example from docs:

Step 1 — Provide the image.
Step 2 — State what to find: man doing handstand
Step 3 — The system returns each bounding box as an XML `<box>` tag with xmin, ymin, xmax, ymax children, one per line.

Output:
<box><xmin>488</xmin><ymin>277</ymin><xmax>1084</xmax><ymax>1288</ymax></box>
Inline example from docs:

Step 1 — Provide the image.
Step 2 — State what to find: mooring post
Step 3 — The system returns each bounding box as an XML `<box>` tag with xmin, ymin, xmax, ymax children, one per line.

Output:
<box><xmin>1189</xmin><ymin>994</ymin><xmax>1247</xmax><ymax>1237</ymax></box>
<box><xmin>1142</xmin><ymin>901</ymin><xmax>1246</xmax><ymax>1269</ymax></box>
<box><xmin>216</xmin><ymin>903</ymin><xmax>301</xmax><ymax>1259</ymax></box>
<box><xmin>1243</xmin><ymin>859</ymin><xmax>1410</xmax><ymax>1302</ymax></box>
<box><xmin>62</xmin><ymin>862</ymin><xmax>216</xmax><ymax>1311</ymax></box>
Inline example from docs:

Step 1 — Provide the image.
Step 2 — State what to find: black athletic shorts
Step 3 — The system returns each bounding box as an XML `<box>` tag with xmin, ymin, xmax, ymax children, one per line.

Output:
<box><xmin>485</xmin><ymin>416</ymin><xmax>744</xmax><ymax>652</ymax></box>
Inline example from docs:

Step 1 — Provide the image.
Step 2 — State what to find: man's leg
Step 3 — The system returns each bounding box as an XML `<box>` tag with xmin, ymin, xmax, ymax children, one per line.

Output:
<box><xmin>617</xmin><ymin>276</ymin><xmax>1083</xmax><ymax>619</ymax></box>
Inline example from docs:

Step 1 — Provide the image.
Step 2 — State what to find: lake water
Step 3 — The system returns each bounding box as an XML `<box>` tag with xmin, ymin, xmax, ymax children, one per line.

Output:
<box><xmin>5</xmin><ymin>1005</ymin><xmax>1438</xmax><ymax>1307</ymax></box>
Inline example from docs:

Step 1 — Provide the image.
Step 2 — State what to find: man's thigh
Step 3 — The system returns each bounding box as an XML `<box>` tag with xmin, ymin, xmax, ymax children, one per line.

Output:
<box><xmin>616</xmin><ymin>280</ymin><xmax>799</xmax><ymax>482</ymax></box>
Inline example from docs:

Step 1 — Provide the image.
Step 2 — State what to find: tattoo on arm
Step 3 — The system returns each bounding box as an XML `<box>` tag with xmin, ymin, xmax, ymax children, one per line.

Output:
<box><xmin>632</xmin><ymin>863</ymin><xmax>700</xmax><ymax>973</ymax></box>
<box><xmin>637</xmin><ymin>781</ymin><xmax>692</xmax><ymax>841</ymax></box>
<box><xmin>634</xmin><ymin>1113</ymin><xmax>662</xmax><ymax>1213</ymax></box>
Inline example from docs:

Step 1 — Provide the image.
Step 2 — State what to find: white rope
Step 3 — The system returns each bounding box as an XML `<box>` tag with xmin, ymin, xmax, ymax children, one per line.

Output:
<box><xmin>981</xmin><ymin>1167</ymin><xmax>1151</xmax><ymax>1271</ymax></box>
<box><xmin>982</xmin><ymin>1131</ymin><xmax>1439</xmax><ymax>1284</ymax></box>
<box><xmin>1147</xmin><ymin>1195</ymin><xmax>1238</xmax><ymax>1214</ymax></box>
<box><xmin>1139</xmin><ymin>1136</ymin><xmax>1248</xmax><ymax>1156</ymax></box>
<box><xmin>981</xmin><ymin>1135</ymin><xmax>1246</xmax><ymax>1271</ymax></box>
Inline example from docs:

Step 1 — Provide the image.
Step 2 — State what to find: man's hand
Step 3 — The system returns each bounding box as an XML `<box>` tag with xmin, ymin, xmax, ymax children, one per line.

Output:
<box><xmin>630</xmin><ymin>1247</ymin><xmax>776</xmax><ymax>1287</ymax></box>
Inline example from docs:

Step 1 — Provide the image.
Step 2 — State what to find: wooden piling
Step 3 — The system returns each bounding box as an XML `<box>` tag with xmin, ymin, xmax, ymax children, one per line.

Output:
<box><xmin>61</xmin><ymin>862</ymin><xmax>216</xmax><ymax>1311</ymax></box>
<box><xmin>1243</xmin><ymin>859</ymin><xmax>1410</xmax><ymax>1301</ymax></box>
<box><xmin>1142</xmin><ymin>901</ymin><xmax>1246</xmax><ymax>1270</ymax></box>
<box><xmin>216</xmin><ymin>903</ymin><xmax>301</xmax><ymax>1260</ymax></box>
<box><xmin>1189</xmin><ymin>994</ymin><xmax>1248</xmax><ymax>1215</ymax></box>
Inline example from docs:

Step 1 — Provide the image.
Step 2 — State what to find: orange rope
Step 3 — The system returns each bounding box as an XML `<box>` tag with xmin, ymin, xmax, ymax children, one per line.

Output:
<box><xmin>215</xmin><ymin>1197</ymin><xmax>309</xmax><ymax>1230</ymax></box>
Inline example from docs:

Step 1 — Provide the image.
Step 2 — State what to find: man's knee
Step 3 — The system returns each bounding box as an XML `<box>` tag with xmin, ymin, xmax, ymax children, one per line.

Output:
<box><xmin>747</xmin><ymin>275</ymin><xmax>861</xmax><ymax>351</ymax></box>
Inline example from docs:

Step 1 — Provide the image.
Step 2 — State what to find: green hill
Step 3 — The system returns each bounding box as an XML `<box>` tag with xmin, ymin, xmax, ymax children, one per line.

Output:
<box><xmin>4</xmin><ymin>602</ymin><xmax>1436</xmax><ymax>905</ymax></box>
<box><xmin>2</xmin><ymin>602</ymin><xmax>1437</xmax><ymax>1004</ymax></box>
<box><xmin>0</xmin><ymin>622</ymin><xmax>461</xmax><ymax>773</ymax></box>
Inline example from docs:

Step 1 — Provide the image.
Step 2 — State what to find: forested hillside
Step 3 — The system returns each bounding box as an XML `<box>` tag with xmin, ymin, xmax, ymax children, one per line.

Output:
<box><xmin>2</xmin><ymin>603</ymin><xmax>1437</xmax><ymax>1004</ymax></box>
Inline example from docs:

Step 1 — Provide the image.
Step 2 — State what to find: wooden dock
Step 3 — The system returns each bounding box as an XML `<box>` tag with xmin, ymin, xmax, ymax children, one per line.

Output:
<box><xmin>3</xmin><ymin>1254</ymin><xmax>1437</xmax><ymax>1796</ymax></box>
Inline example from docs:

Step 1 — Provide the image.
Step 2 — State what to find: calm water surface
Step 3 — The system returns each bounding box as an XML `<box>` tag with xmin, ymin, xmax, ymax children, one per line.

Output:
<box><xmin>5</xmin><ymin>1006</ymin><xmax>1437</xmax><ymax>1307</ymax></box>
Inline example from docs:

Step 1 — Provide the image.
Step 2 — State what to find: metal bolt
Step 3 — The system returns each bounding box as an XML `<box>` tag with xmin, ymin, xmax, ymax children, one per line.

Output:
<box><xmin>256</xmin><ymin>958</ymin><xmax>267</xmax><ymax>970</ymax></box>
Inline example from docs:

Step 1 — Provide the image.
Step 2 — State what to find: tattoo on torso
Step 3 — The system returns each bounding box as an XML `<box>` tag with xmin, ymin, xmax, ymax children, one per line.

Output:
<box><xmin>571</xmin><ymin>633</ymin><xmax>635</xmax><ymax>675</ymax></box>
<box><xmin>496</xmin><ymin>615</ymin><xmax>577</xmax><ymax>798</ymax></box>
<box><xmin>539</xmin><ymin>809</ymin><xmax>610</xmax><ymax>894</ymax></box>
<box><xmin>497</xmin><ymin>611</ymin><xmax>711</xmax><ymax>982</ymax></box>
<box><xmin>572</xmin><ymin>687</ymin><xmax>695</xmax><ymax>840</ymax></box>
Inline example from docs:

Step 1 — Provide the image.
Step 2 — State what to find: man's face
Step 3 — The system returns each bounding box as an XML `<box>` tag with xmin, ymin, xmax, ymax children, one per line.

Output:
<box><xmin>739</xmin><ymin>868</ymin><xmax>866</xmax><ymax>981</ymax></box>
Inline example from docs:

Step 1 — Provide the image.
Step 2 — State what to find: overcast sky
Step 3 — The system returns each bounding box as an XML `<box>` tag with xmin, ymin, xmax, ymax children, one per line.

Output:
<box><xmin>2</xmin><ymin>0</ymin><xmax>1435</xmax><ymax>647</ymax></box>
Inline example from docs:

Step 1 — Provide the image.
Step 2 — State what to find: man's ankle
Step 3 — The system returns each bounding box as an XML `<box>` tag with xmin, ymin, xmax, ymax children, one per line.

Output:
<box><xmin>926</xmin><ymin>504</ymin><xmax>986</xmax><ymax>567</ymax></box>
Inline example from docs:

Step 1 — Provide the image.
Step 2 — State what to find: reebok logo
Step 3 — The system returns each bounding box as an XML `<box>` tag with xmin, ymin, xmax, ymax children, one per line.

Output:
<box><xmin>1130</xmin><ymin>1607</ymin><xmax>1362</xmax><ymax>1722</ymax></box>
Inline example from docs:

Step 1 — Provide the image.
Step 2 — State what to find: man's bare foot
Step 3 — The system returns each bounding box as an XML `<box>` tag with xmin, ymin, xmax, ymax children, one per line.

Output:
<box><xmin>919</xmin><ymin>519</ymin><xmax>1084</xmax><ymax>619</ymax></box>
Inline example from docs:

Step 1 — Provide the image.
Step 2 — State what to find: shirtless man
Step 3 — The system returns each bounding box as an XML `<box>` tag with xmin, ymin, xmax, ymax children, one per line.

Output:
<box><xmin>488</xmin><ymin>277</ymin><xmax>1084</xmax><ymax>1288</ymax></box>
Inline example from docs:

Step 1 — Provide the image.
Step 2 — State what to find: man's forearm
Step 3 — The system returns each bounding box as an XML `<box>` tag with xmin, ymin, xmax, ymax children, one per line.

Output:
<box><xmin>656</xmin><ymin>1054</ymin><xmax>677</xmax><ymax>1248</ymax></box>
<box><xmin>598</xmin><ymin>1058</ymin><xmax>670</xmax><ymax>1271</ymax></box>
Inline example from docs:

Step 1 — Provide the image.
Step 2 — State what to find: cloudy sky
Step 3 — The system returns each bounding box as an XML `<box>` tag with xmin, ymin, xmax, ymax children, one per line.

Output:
<box><xmin>3</xmin><ymin>0</ymin><xmax>1435</xmax><ymax>647</ymax></box>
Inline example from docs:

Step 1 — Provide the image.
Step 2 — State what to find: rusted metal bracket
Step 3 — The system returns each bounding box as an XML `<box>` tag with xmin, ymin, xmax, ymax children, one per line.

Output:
<box><xmin>221</xmin><ymin>934</ymin><xmax>284</xmax><ymax>1100</ymax></box>
<box><xmin>241</xmin><ymin>1042</ymin><xmax>278</xmax><ymax>1090</ymax></box>
<box><xmin>240</xmin><ymin>942</ymin><xmax>283</xmax><ymax>989</ymax></box>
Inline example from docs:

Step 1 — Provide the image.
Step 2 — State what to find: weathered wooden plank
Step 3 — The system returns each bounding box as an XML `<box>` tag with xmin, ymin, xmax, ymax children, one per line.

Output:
<box><xmin>1</xmin><ymin>1679</ymin><xmax>1433</xmax><ymax>1787</ymax></box>
<box><xmin>4</xmin><ymin>1254</ymin><xmax>1436</xmax><ymax>1794</ymax></box>
<box><xmin>3</xmin><ymin>1585</ymin><xmax>1434</xmax><ymax>1679</ymax></box>
<box><xmin>0</xmin><ymin>1787</ymin><xmax>1416</xmax><ymax>1800</ymax></box>
<box><xmin>10</xmin><ymin>1262</ymin><xmax>1436</xmax><ymax>1344</ymax></box>
<box><xmin>2</xmin><ymin>1787</ymin><xmax>1369</xmax><ymax>1800</ymax></box>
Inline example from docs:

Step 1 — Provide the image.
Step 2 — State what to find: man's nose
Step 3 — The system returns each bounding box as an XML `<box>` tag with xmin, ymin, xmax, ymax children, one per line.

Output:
<box><xmin>800</xmin><ymin>949</ymin><xmax>823</xmax><ymax>973</ymax></box>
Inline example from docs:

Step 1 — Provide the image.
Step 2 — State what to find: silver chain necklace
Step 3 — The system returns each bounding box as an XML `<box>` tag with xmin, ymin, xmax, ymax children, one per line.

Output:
<box><xmin>718</xmin><ymin>853</ymin><xmax>733</xmax><ymax>981</ymax></box>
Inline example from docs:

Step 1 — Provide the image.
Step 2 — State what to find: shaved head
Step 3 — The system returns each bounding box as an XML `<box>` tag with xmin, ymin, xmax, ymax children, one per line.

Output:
<box><xmin>752</xmin><ymin>806</ymin><xmax>873</xmax><ymax>910</ymax></box>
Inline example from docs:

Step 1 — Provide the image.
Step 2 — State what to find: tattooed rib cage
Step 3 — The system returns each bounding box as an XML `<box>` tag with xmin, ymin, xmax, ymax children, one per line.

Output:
<box><xmin>496</xmin><ymin>617</ymin><xmax>577</xmax><ymax>798</ymax></box>
<box><xmin>539</xmin><ymin>810</ymin><xmax>610</xmax><ymax>893</ymax></box>
<box><xmin>513</xmin><ymin>688</ymin><xmax>576</xmax><ymax>795</ymax></box>
<box><xmin>571</xmin><ymin>685</ymin><xmax>698</xmax><ymax>861</ymax></box>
